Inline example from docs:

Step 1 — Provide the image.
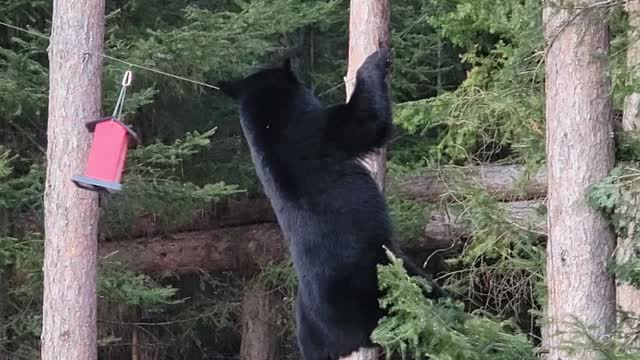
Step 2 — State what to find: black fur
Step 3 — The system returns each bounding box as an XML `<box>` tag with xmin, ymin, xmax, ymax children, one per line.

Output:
<box><xmin>219</xmin><ymin>49</ymin><xmax>442</xmax><ymax>360</ymax></box>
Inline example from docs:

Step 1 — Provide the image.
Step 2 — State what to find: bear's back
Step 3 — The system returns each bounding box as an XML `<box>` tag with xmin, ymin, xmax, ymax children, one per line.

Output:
<box><xmin>265</xmin><ymin>153</ymin><xmax>392</xmax><ymax>264</ymax></box>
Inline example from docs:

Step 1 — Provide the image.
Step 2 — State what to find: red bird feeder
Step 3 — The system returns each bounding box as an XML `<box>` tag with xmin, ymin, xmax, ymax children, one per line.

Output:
<box><xmin>72</xmin><ymin>117</ymin><xmax>139</xmax><ymax>192</ymax></box>
<box><xmin>72</xmin><ymin>70</ymin><xmax>139</xmax><ymax>193</ymax></box>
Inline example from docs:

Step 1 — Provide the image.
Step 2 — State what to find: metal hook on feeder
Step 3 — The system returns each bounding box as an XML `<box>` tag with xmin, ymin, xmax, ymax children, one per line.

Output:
<box><xmin>112</xmin><ymin>69</ymin><xmax>133</xmax><ymax>121</ymax></box>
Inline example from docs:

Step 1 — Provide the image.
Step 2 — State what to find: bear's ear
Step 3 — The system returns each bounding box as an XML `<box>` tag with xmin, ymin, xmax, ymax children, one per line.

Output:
<box><xmin>216</xmin><ymin>80</ymin><xmax>240</xmax><ymax>99</ymax></box>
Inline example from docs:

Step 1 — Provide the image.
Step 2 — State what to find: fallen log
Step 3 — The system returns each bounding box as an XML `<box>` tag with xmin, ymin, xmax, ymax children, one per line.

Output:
<box><xmin>15</xmin><ymin>198</ymin><xmax>277</xmax><ymax>241</ymax></box>
<box><xmin>102</xmin><ymin>165</ymin><xmax>546</xmax><ymax>240</ymax></box>
<box><xmin>18</xmin><ymin>165</ymin><xmax>546</xmax><ymax>242</ymax></box>
<box><xmin>99</xmin><ymin>200</ymin><xmax>546</xmax><ymax>274</ymax></box>
<box><xmin>100</xmin><ymin>198</ymin><xmax>276</xmax><ymax>240</ymax></box>
<box><xmin>99</xmin><ymin>223</ymin><xmax>287</xmax><ymax>274</ymax></box>
<box><xmin>423</xmin><ymin>199</ymin><xmax>546</xmax><ymax>248</ymax></box>
<box><xmin>393</xmin><ymin>164</ymin><xmax>547</xmax><ymax>202</ymax></box>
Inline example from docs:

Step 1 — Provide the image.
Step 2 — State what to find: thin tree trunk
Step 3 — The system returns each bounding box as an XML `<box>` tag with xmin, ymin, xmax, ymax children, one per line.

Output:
<box><xmin>240</xmin><ymin>286</ymin><xmax>283</xmax><ymax>360</ymax></box>
<box><xmin>345</xmin><ymin>0</ymin><xmax>391</xmax><ymax>191</ymax></box>
<box><xmin>617</xmin><ymin>0</ymin><xmax>640</xmax><ymax>325</ymax></box>
<box><xmin>343</xmin><ymin>1</ymin><xmax>390</xmax><ymax>359</ymax></box>
<box><xmin>42</xmin><ymin>0</ymin><xmax>105</xmax><ymax>358</ymax></box>
<box><xmin>130</xmin><ymin>325</ymin><xmax>160</xmax><ymax>360</ymax></box>
<box><xmin>543</xmin><ymin>2</ymin><xmax>616</xmax><ymax>359</ymax></box>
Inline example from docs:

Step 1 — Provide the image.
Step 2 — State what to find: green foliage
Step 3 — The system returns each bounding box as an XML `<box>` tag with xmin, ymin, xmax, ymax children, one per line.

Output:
<box><xmin>107</xmin><ymin>0</ymin><xmax>341</xmax><ymax>99</ymax></box>
<box><xmin>373</xmin><ymin>249</ymin><xmax>537</xmax><ymax>360</ymax></box>
<box><xmin>388</xmin><ymin>196</ymin><xmax>431</xmax><ymax>243</ymax></box>
<box><xmin>0</xmin><ymin>46</ymin><xmax>48</xmax><ymax>120</ymax></box>
<box><xmin>390</xmin><ymin>0</ymin><xmax>466</xmax><ymax>101</ymax></box>
<box><xmin>609</xmin><ymin>5</ymin><xmax>637</xmax><ymax>111</ymax></box>
<box><xmin>0</xmin><ymin>149</ymin><xmax>44</xmax><ymax>214</ymax></box>
<box><xmin>616</xmin><ymin>130</ymin><xmax>640</xmax><ymax>162</ymax></box>
<box><xmin>0</xmin><ymin>233</ymin><xmax>183</xmax><ymax>357</ymax></box>
<box><xmin>100</xmin><ymin>265</ymin><xmax>181</xmax><ymax>307</ymax></box>
<box><xmin>588</xmin><ymin>165</ymin><xmax>640</xmax><ymax>288</ymax></box>
<box><xmin>556</xmin><ymin>316</ymin><xmax>640</xmax><ymax>359</ymax></box>
<box><xmin>254</xmin><ymin>259</ymin><xmax>297</xmax><ymax>293</ymax></box>
<box><xmin>443</xmin><ymin>190</ymin><xmax>546</xmax><ymax>319</ymax></box>
<box><xmin>127</xmin><ymin>127</ymin><xmax>220</xmax><ymax>178</ymax></box>
<box><xmin>252</xmin><ymin>260</ymin><xmax>299</xmax><ymax>351</ymax></box>
<box><xmin>101</xmin><ymin>129</ymin><xmax>244</xmax><ymax>237</ymax></box>
<box><xmin>393</xmin><ymin>0</ymin><xmax>544</xmax><ymax>165</ymax></box>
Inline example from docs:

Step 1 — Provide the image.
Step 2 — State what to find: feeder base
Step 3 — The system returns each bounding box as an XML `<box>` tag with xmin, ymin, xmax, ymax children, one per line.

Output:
<box><xmin>71</xmin><ymin>175</ymin><xmax>123</xmax><ymax>193</ymax></box>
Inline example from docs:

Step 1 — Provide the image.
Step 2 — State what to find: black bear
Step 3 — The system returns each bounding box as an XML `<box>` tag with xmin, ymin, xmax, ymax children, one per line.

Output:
<box><xmin>218</xmin><ymin>49</ymin><xmax>441</xmax><ymax>360</ymax></box>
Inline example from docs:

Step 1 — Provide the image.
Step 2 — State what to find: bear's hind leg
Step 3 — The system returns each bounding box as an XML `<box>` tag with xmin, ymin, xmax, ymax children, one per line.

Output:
<box><xmin>297</xmin><ymin>298</ymin><xmax>332</xmax><ymax>360</ymax></box>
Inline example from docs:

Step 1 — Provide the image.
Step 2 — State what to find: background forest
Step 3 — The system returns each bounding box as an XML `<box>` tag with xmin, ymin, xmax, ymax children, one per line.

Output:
<box><xmin>1</xmin><ymin>0</ymin><xmax>639</xmax><ymax>359</ymax></box>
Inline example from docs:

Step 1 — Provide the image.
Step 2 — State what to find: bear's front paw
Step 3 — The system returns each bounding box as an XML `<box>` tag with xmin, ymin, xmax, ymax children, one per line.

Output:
<box><xmin>359</xmin><ymin>48</ymin><xmax>392</xmax><ymax>76</ymax></box>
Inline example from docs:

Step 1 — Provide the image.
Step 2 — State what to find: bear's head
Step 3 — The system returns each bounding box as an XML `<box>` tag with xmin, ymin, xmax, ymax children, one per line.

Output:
<box><xmin>217</xmin><ymin>59</ymin><xmax>299</xmax><ymax>100</ymax></box>
<box><xmin>217</xmin><ymin>59</ymin><xmax>318</xmax><ymax>138</ymax></box>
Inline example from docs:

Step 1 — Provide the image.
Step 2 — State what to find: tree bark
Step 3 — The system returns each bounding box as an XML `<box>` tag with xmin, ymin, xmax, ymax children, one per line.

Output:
<box><xmin>395</xmin><ymin>164</ymin><xmax>547</xmax><ymax>202</ymax></box>
<box><xmin>424</xmin><ymin>200</ymin><xmax>546</xmax><ymax>247</ymax></box>
<box><xmin>99</xmin><ymin>224</ymin><xmax>288</xmax><ymax>274</ymax></box>
<box><xmin>42</xmin><ymin>0</ymin><xmax>105</xmax><ymax>358</ymax></box>
<box><xmin>16</xmin><ymin>166</ymin><xmax>547</xmax><ymax>240</ymax></box>
<box><xmin>130</xmin><ymin>325</ymin><xmax>160</xmax><ymax>360</ymax></box>
<box><xmin>617</xmin><ymin>0</ymin><xmax>640</xmax><ymax>327</ymax></box>
<box><xmin>543</xmin><ymin>2</ymin><xmax>616</xmax><ymax>359</ymax></box>
<box><xmin>106</xmin><ymin>166</ymin><xmax>544</xmax><ymax>240</ymax></box>
<box><xmin>345</xmin><ymin>0</ymin><xmax>391</xmax><ymax>191</ymax></box>
<box><xmin>239</xmin><ymin>286</ymin><xmax>283</xmax><ymax>360</ymax></box>
<box><xmin>98</xmin><ymin>199</ymin><xmax>545</xmax><ymax>273</ymax></box>
<box><xmin>101</xmin><ymin>197</ymin><xmax>276</xmax><ymax>240</ymax></box>
<box><xmin>343</xmin><ymin>3</ymin><xmax>391</xmax><ymax>358</ymax></box>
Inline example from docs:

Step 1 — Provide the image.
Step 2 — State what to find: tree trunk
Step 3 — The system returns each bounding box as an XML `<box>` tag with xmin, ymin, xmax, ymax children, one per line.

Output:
<box><xmin>617</xmin><ymin>0</ymin><xmax>640</xmax><ymax>326</ymax></box>
<box><xmin>343</xmin><ymin>3</ymin><xmax>391</xmax><ymax>358</ymax></box>
<box><xmin>239</xmin><ymin>286</ymin><xmax>283</xmax><ymax>360</ymax></box>
<box><xmin>543</xmin><ymin>2</ymin><xmax>616</xmax><ymax>359</ymax></box>
<box><xmin>130</xmin><ymin>325</ymin><xmax>160</xmax><ymax>360</ymax></box>
<box><xmin>345</xmin><ymin>0</ymin><xmax>391</xmax><ymax>191</ymax></box>
<box><xmin>42</xmin><ymin>0</ymin><xmax>105</xmax><ymax>358</ymax></box>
